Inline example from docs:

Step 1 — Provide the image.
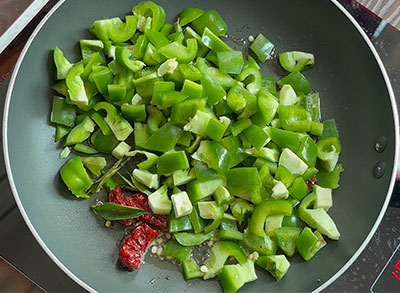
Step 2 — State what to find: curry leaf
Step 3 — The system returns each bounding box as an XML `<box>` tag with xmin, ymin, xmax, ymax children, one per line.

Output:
<box><xmin>91</xmin><ymin>202</ymin><xmax>145</xmax><ymax>220</ymax></box>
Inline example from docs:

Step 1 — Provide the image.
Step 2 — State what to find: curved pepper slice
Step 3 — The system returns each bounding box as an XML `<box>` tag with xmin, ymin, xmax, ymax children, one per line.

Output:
<box><xmin>201</xmin><ymin>27</ymin><xmax>233</xmax><ymax>52</ymax></box>
<box><xmin>237</xmin><ymin>66</ymin><xmax>262</xmax><ymax>95</ymax></box>
<box><xmin>192</xmin><ymin>140</ymin><xmax>230</xmax><ymax>173</ymax></box>
<box><xmin>60</xmin><ymin>156</ymin><xmax>92</xmax><ymax>198</ymax></box>
<box><xmin>203</xmin><ymin>241</ymin><xmax>247</xmax><ymax>279</ymax></box>
<box><xmin>196</xmin><ymin>57</ymin><xmax>235</xmax><ymax>90</ymax></box>
<box><xmin>63</xmin><ymin>116</ymin><xmax>95</xmax><ymax>146</ymax></box>
<box><xmin>93</xmin><ymin>102</ymin><xmax>133</xmax><ymax>141</ymax></box>
<box><xmin>90</xmin><ymin>16</ymin><xmax>137</xmax><ymax>43</ymax></box>
<box><xmin>175</xmin><ymin>231</ymin><xmax>216</xmax><ymax>246</ymax></box>
<box><xmin>296</xmin><ymin>227</ymin><xmax>326</xmax><ymax>261</ymax></box>
<box><xmin>132</xmin><ymin>1</ymin><xmax>166</xmax><ymax>32</ymax></box>
<box><xmin>66</xmin><ymin>62</ymin><xmax>88</xmax><ymax>106</ymax></box>
<box><xmin>158</xmin><ymin>39</ymin><xmax>198</xmax><ymax>63</ymax></box>
<box><xmin>53</xmin><ymin>47</ymin><xmax>72</xmax><ymax>80</ymax></box>
<box><xmin>115</xmin><ymin>46</ymin><xmax>144</xmax><ymax>72</ymax></box>
<box><xmin>249</xmin><ymin>200</ymin><xmax>292</xmax><ymax>237</ymax></box>
<box><xmin>191</xmin><ymin>10</ymin><xmax>228</xmax><ymax>37</ymax></box>
<box><xmin>298</xmin><ymin>193</ymin><xmax>340</xmax><ymax>240</ymax></box>
<box><xmin>179</xmin><ymin>7</ymin><xmax>205</xmax><ymax>26</ymax></box>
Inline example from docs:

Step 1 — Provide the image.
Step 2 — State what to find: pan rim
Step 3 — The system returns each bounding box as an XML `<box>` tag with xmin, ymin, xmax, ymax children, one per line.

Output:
<box><xmin>2</xmin><ymin>1</ymin><xmax>398</xmax><ymax>292</ymax></box>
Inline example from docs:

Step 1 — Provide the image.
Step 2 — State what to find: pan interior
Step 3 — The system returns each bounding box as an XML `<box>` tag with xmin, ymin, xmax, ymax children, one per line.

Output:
<box><xmin>5</xmin><ymin>0</ymin><xmax>396</xmax><ymax>291</ymax></box>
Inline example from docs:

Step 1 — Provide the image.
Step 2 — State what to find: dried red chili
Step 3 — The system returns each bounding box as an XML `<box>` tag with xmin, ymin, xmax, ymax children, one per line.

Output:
<box><xmin>119</xmin><ymin>223</ymin><xmax>158</xmax><ymax>271</ymax></box>
<box><xmin>109</xmin><ymin>187</ymin><xmax>168</xmax><ymax>231</ymax></box>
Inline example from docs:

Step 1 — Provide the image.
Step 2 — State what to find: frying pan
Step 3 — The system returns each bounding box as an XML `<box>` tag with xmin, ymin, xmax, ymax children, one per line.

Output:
<box><xmin>3</xmin><ymin>0</ymin><xmax>398</xmax><ymax>291</ymax></box>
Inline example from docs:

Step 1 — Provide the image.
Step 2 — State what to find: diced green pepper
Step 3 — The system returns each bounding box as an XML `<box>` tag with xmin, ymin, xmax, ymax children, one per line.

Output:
<box><xmin>249</xmin><ymin>33</ymin><xmax>274</xmax><ymax>62</ymax></box>
<box><xmin>274</xmin><ymin>227</ymin><xmax>301</xmax><ymax>257</ymax></box>
<box><xmin>53</xmin><ymin>47</ymin><xmax>72</xmax><ymax>80</ymax></box>
<box><xmin>296</xmin><ymin>227</ymin><xmax>326</xmax><ymax>261</ymax></box>
<box><xmin>60</xmin><ymin>157</ymin><xmax>92</xmax><ymax>198</ymax></box>
<box><xmin>278</xmin><ymin>72</ymin><xmax>312</xmax><ymax>95</ymax></box>
<box><xmin>157</xmin><ymin>151</ymin><xmax>189</xmax><ymax>175</ymax></box>
<box><xmin>132</xmin><ymin>1</ymin><xmax>166</xmax><ymax>32</ymax></box>
<box><xmin>179</xmin><ymin>7</ymin><xmax>205</xmax><ymax>26</ymax></box>
<box><xmin>81</xmin><ymin>157</ymin><xmax>107</xmax><ymax>176</ymax></box>
<box><xmin>256</xmin><ymin>255</ymin><xmax>290</xmax><ymax>281</ymax></box>
<box><xmin>279</xmin><ymin>51</ymin><xmax>314</xmax><ymax>72</ymax></box>
<box><xmin>143</xmin><ymin>122</ymin><xmax>181</xmax><ymax>152</ymax></box>
<box><xmin>158</xmin><ymin>39</ymin><xmax>198</xmax><ymax>63</ymax></box>
<box><xmin>63</xmin><ymin>116</ymin><xmax>95</xmax><ymax>146</ymax></box>
<box><xmin>191</xmin><ymin>10</ymin><xmax>228</xmax><ymax>37</ymax></box>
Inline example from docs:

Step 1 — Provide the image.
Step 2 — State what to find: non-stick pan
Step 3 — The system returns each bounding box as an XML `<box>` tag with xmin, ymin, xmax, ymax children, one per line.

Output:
<box><xmin>3</xmin><ymin>0</ymin><xmax>399</xmax><ymax>291</ymax></box>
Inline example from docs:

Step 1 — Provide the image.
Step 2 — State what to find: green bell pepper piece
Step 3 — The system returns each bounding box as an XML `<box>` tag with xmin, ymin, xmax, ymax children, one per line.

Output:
<box><xmin>133</xmin><ymin>72</ymin><xmax>162</xmax><ymax>98</ymax></box>
<box><xmin>121</xmin><ymin>104</ymin><xmax>146</xmax><ymax>123</ymax></box>
<box><xmin>230</xmin><ymin>118</ymin><xmax>251</xmax><ymax>136</ymax></box>
<box><xmin>261</xmin><ymin>75</ymin><xmax>277</xmax><ymax>94</ymax></box>
<box><xmin>304</xmin><ymin>92</ymin><xmax>321</xmax><ymax>122</ymax></box>
<box><xmin>107</xmin><ymin>84</ymin><xmax>126</xmax><ymax>103</ymax></box>
<box><xmin>191</xmin><ymin>10</ymin><xmax>228</xmax><ymax>37</ymax></box>
<box><xmin>274</xmin><ymin>227</ymin><xmax>301</xmax><ymax>257</ymax></box>
<box><xmin>302</xmin><ymin>166</ymin><xmax>319</xmax><ymax>181</ymax></box>
<box><xmin>157</xmin><ymin>151</ymin><xmax>189</xmax><ymax>175</ymax></box>
<box><xmin>217</xmin><ymin>51</ymin><xmax>243</xmax><ymax>75</ymax></box>
<box><xmin>226</xmin><ymin>84</ymin><xmax>247</xmax><ymax>114</ymax></box>
<box><xmin>321</xmin><ymin>119</ymin><xmax>339</xmax><ymax>139</ymax></box>
<box><xmin>115</xmin><ymin>46</ymin><xmax>144</xmax><ymax>72</ymax></box>
<box><xmin>316</xmin><ymin>163</ymin><xmax>343</xmax><ymax>189</ymax></box>
<box><xmin>66</xmin><ymin>62</ymin><xmax>88</xmax><ymax>106</ymax></box>
<box><xmin>279</xmin><ymin>51</ymin><xmax>314</xmax><ymax>73</ymax></box>
<box><xmin>267</xmin><ymin>127</ymin><xmax>305</xmax><ymax>152</ymax></box>
<box><xmin>177</xmin><ymin>131</ymin><xmax>193</xmax><ymax>147</ymax></box>
<box><xmin>63</xmin><ymin>116</ymin><xmax>95</xmax><ymax>146</ymax></box>
<box><xmin>178</xmin><ymin>63</ymin><xmax>202</xmax><ymax>81</ymax></box>
<box><xmin>227</xmin><ymin>168</ymin><xmax>261</xmax><ymax>200</ymax></box>
<box><xmin>231</xmin><ymin>199</ymin><xmax>254</xmax><ymax>224</ymax></box>
<box><xmin>249</xmin><ymin>33</ymin><xmax>274</xmax><ymax>62</ymax></box>
<box><xmin>160</xmin><ymin>23</ymin><xmax>173</xmax><ymax>35</ymax></box>
<box><xmin>90</xmin><ymin>129</ymin><xmax>119</xmax><ymax>154</ymax></box>
<box><xmin>311</xmin><ymin>121</ymin><xmax>324</xmax><ymax>136</ymax></box>
<box><xmin>60</xmin><ymin>157</ymin><xmax>92</xmax><ymax>198</ymax></box>
<box><xmin>179</xmin><ymin>7</ymin><xmax>205</xmax><ymax>26</ymax></box>
<box><xmin>218</xmin><ymin>218</ymin><xmax>243</xmax><ymax>241</ymax></box>
<box><xmin>214</xmin><ymin>99</ymin><xmax>233</xmax><ymax>116</ymax></box>
<box><xmin>256</xmin><ymin>255</ymin><xmax>290</xmax><ymax>281</ymax></box>
<box><xmin>299</xmin><ymin>193</ymin><xmax>340</xmax><ymax>240</ymax></box>
<box><xmin>297</xmin><ymin>136</ymin><xmax>318</xmax><ymax>167</ymax></box>
<box><xmin>181</xmin><ymin>79</ymin><xmax>203</xmax><ymax>98</ymax></box>
<box><xmin>189</xmin><ymin>204</ymin><xmax>206</xmax><ymax>233</ymax></box>
<box><xmin>175</xmin><ymin>231</ymin><xmax>215</xmax><ymax>246</ymax></box>
<box><xmin>52</xmin><ymin>80</ymin><xmax>68</xmax><ymax>97</ymax></box>
<box><xmin>201</xmin><ymin>27</ymin><xmax>232</xmax><ymax>52</ymax></box>
<box><xmin>50</xmin><ymin>96</ymin><xmax>76</xmax><ymax>127</ymax></box>
<box><xmin>203</xmin><ymin>241</ymin><xmax>247</xmax><ymax>279</ymax></box>
<box><xmin>143</xmin><ymin>122</ymin><xmax>181</xmax><ymax>152</ymax></box>
<box><xmin>55</xmin><ymin>124</ymin><xmax>70</xmax><ymax>141</ymax></box>
<box><xmin>218</xmin><ymin>260</ymin><xmax>257</xmax><ymax>293</ymax></box>
<box><xmin>192</xmin><ymin>140</ymin><xmax>230</xmax><ymax>173</ymax></box>
<box><xmin>275</xmin><ymin>165</ymin><xmax>296</xmax><ymax>188</ymax></box>
<box><xmin>170</xmin><ymin>97</ymin><xmax>207</xmax><ymax>126</ymax></box>
<box><xmin>133</xmin><ymin>122</ymin><xmax>149</xmax><ymax>149</ymax></box>
<box><xmin>152</xmin><ymin>80</ymin><xmax>175</xmax><ymax>107</ymax></box>
<box><xmin>243</xmin><ymin>125</ymin><xmax>270</xmax><ymax>150</ymax></box>
<box><xmin>221</xmin><ymin>135</ymin><xmax>248</xmax><ymax>168</ymax></box>
<box><xmin>196</xmin><ymin>57</ymin><xmax>235</xmax><ymax>90</ymax></box>
<box><xmin>182</xmin><ymin>259</ymin><xmax>204</xmax><ymax>280</ymax></box>
<box><xmin>214</xmin><ymin>186</ymin><xmax>234</xmax><ymax>206</ymax></box>
<box><xmin>279</xmin><ymin>105</ymin><xmax>312</xmax><ymax>132</ymax></box>
<box><xmin>132</xmin><ymin>35</ymin><xmax>148</xmax><ymax>60</ymax></box>
<box><xmin>258</xmin><ymin>90</ymin><xmax>279</xmax><ymax>125</ymax></box>
<box><xmin>73</xmin><ymin>144</ymin><xmax>99</xmax><ymax>155</ymax></box>
<box><xmin>81</xmin><ymin>157</ymin><xmax>107</xmax><ymax>176</ymax></box>
<box><xmin>187</xmin><ymin>178</ymin><xmax>224</xmax><ymax>202</ymax></box>
<box><xmin>296</xmin><ymin>227</ymin><xmax>326</xmax><ymax>261</ymax></box>
<box><xmin>193</xmin><ymin>161</ymin><xmax>219</xmax><ymax>181</ymax></box>
<box><xmin>237</xmin><ymin>66</ymin><xmax>262</xmax><ymax>95</ymax></box>
<box><xmin>53</xmin><ymin>47</ymin><xmax>72</xmax><ymax>80</ymax></box>
<box><xmin>169</xmin><ymin>210</ymin><xmax>193</xmax><ymax>233</ymax></box>
<box><xmin>288</xmin><ymin>177</ymin><xmax>309</xmax><ymax>201</ymax></box>
<box><xmin>90</xmin><ymin>66</ymin><xmax>113</xmax><ymax>95</ymax></box>
<box><xmin>132</xmin><ymin>1</ymin><xmax>166</xmax><ymax>32</ymax></box>
<box><xmin>200</xmin><ymin>73</ymin><xmax>226</xmax><ymax>106</ymax></box>
<box><xmin>241</xmin><ymin>228</ymin><xmax>277</xmax><ymax>256</ymax></box>
<box><xmin>146</xmin><ymin>106</ymin><xmax>165</xmax><ymax>134</ymax></box>
<box><xmin>249</xmin><ymin>200</ymin><xmax>292</xmax><ymax>237</ymax></box>
<box><xmin>278</xmin><ymin>71</ymin><xmax>312</xmax><ymax>95</ymax></box>
<box><xmin>198</xmin><ymin>201</ymin><xmax>224</xmax><ymax>233</ymax></box>
<box><xmin>79</xmin><ymin>40</ymin><xmax>105</xmax><ymax>66</ymax></box>
<box><xmin>145</xmin><ymin>28</ymin><xmax>170</xmax><ymax>49</ymax></box>
<box><xmin>163</xmin><ymin>239</ymin><xmax>191</xmax><ymax>261</ymax></box>
<box><xmin>93</xmin><ymin>102</ymin><xmax>133</xmax><ymax>141</ymax></box>
<box><xmin>317</xmin><ymin>136</ymin><xmax>341</xmax><ymax>172</ymax></box>
<box><xmin>158</xmin><ymin>39</ymin><xmax>198</xmax><ymax>63</ymax></box>
<box><xmin>91</xmin><ymin>112</ymin><xmax>111</xmax><ymax>136</ymax></box>
<box><xmin>125</xmin><ymin>150</ymin><xmax>158</xmax><ymax>170</ymax></box>
<box><xmin>90</xmin><ymin>16</ymin><xmax>137</xmax><ymax>43</ymax></box>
